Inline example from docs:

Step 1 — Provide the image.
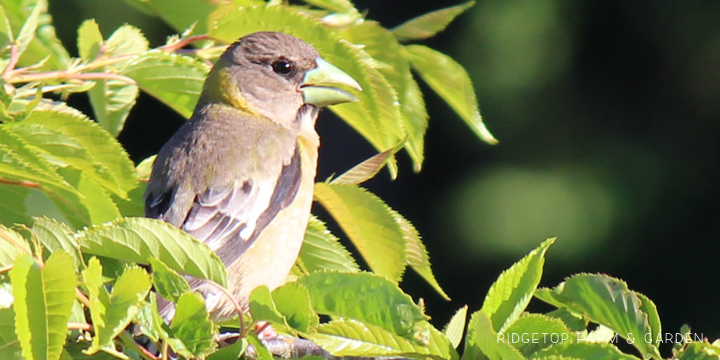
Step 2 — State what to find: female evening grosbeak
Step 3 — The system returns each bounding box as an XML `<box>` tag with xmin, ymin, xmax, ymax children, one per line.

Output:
<box><xmin>144</xmin><ymin>32</ymin><xmax>362</xmax><ymax>320</ymax></box>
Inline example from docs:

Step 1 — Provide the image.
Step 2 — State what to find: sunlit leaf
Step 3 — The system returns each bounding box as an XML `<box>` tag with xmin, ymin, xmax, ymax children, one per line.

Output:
<box><xmin>169</xmin><ymin>292</ymin><xmax>216</xmax><ymax>358</ymax></box>
<box><xmin>272</xmin><ymin>282</ymin><xmax>318</xmax><ymax>332</ymax></box>
<box><xmin>104</xmin><ymin>24</ymin><xmax>149</xmax><ymax>57</ymax></box>
<box><xmin>306</xmin><ymin>318</ymin><xmax>456</xmax><ymax>360</ymax></box>
<box><xmin>122</xmin><ymin>50</ymin><xmax>209</xmax><ymax>119</ymax></box>
<box><xmin>404</xmin><ymin>44</ymin><xmax>497</xmax><ymax>145</ymax></box>
<box><xmin>392</xmin><ymin>208</ymin><xmax>449</xmax><ymax>300</ymax></box>
<box><xmin>534</xmin><ymin>342</ymin><xmax>641</xmax><ymax>360</ymax></box>
<box><xmin>122</xmin><ymin>0</ymin><xmax>219</xmax><ymax>34</ymax></box>
<box><xmin>83</xmin><ymin>260</ymin><xmax>152</xmax><ymax>356</ymax></box>
<box><xmin>481</xmin><ymin>238</ymin><xmax>554</xmax><ymax>333</ymax></box>
<box><xmin>0</xmin><ymin>185</ymin><xmax>30</xmax><ymax>227</ymax></box>
<box><xmin>463</xmin><ymin>311</ymin><xmax>525</xmax><ymax>360</ymax></box>
<box><xmin>88</xmin><ymin>79</ymin><xmax>139</xmax><ymax>137</ymax></box>
<box><xmin>342</xmin><ymin>21</ymin><xmax>426</xmax><ymax>170</ymax></box>
<box><xmin>1</xmin><ymin>0</ymin><xmax>69</xmax><ymax>70</ymax></box>
<box><xmin>298</xmin><ymin>271</ymin><xmax>426</xmax><ymax>338</ymax></box>
<box><xmin>330</xmin><ymin>142</ymin><xmax>404</xmax><ymax>185</ymax></box>
<box><xmin>10</xmin><ymin>252</ymin><xmax>75</xmax><ymax>360</ymax></box>
<box><xmin>77</xmin><ymin>217</ymin><xmax>227</xmax><ymax>286</ymax></box>
<box><xmin>535</xmin><ymin>273</ymin><xmax>661</xmax><ymax>359</ymax></box>
<box><xmin>14</xmin><ymin>1</ymin><xmax>41</xmax><ymax>61</ymax></box>
<box><xmin>301</xmin><ymin>0</ymin><xmax>357</xmax><ymax>13</ymax></box>
<box><xmin>503</xmin><ymin>314</ymin><xmax>574</xmax><ymax>357</ymax></box>
<box><xmin>298</xmin><ymin>216</ymin><xmax>359</xmax><ymax>274</ymax></box>
<box><xmin>149</xmin><ymin>257</ymin><xmax>191</xmax><ymax>303</ymax></box>
<box><xmin>443</xmin><ymin>305</ymin><xmax>467</xmax><ymax>349</ymax></box>
<box><xmin>249</xmin><ymin>286</ymin><xmax>292</xmax><ymax>333</ymax></box>
<box><xmin>76</xmin><ymin>19</ymin><xmax>102</xmax><ymax>61</ymax></box>
<box><xmin>314</xmin><ymin>182</ymin><xmax>406</xmax><ymax>281</ymax></box>
<box><xmin>14</xmin><ymin>107</ymin><xmax>138</xmax><ymax>197</ymax></box>
<box><xmin>392</xmin><ymin>2</ymin><xmax>475</xmax><ymax>41</ymax></box>
<box><xmin>30</xmin><ymin>216</ymin><xmax>83</xmax><ymax>269</ymax></box>
<box><xmin>0</xmin><ymin>307</ymin><xmax>22</xmax><ymax>359</ymax></box>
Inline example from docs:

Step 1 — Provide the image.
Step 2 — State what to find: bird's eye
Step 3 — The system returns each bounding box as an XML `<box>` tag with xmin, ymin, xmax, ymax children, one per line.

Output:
<box><xmin>272</xmin><ymin>60</ymin><xmax>293</xmax><ymax>76</ymax></box>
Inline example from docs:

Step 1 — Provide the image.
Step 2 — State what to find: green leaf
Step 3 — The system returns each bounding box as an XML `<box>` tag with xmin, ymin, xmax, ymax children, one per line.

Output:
<box><xmin>677</xmin><ymin>341</ymin><xmax>720</xmax><ymax>360</ymax></box>
<box><xmin>0</xmin><ymin>127</ymin><xmax>82</xmax><ymax>200</ymax></box>
<box><xmin>13</xmin><ymin>1</ymin><xmax>41</xmax><ymax>61</ymax></box>
<box><xmin>480</xmin><ymin>238</ymin><xmax>555</xmax><ymax>333</ymax></box>
<box><xmin>169</xmin><ymin>292</ymin><xmax>216</xmax><ymax>358</ymax></box>
<box><xmin>404</xmin><ymin>44</ymin><xmax>497</xmax><ymax>145</ymax></box>
<box><xmin>0</xmin><ymin>186</ymin><xmax>31</xmax><ymax>227</ymax></box>
<box><xmin>0</xmin><ymin>5</ymin><xmax>14</xmax><ymax>47</ymax></box>
<box><xmin>122</xmin><ymin>0</ymin><xmax>218</xmax><ymax>35</ymax></box>
<box><xmin>0</xmin><ymin>224</ymin><xmax>32</xmax><ymax>268</ymax></box>
<box><xmin>134</xmin><ymin>295</ymin><xmax>169</xmax><ymax>344</ymax></box>
<box><xmin>135</xmin><ymin>155</ymin><xmax>155</xmax><ymax>182</ymax></box>
<box><xmin>503</xmin><ymin>314</ymin><xmax>574</xmax><ymax>357</ymax></box>
<box><xmin>88</xmin><ymin>80</ymin><xmax>139</xmax><ymax>138</ymax></box>
<box><xmin>10</xmin><ymin>251</ymin><xmax>75</xmax><ymax>360</ymax></box>
<box><xmin>83</xmin><ymin>259</ymin><xmax>152</xmax><ymax>356</ymax></box>
<box><xmin>16</xmin><ymin>107</ymin><xmax>138</xmax><ymax>197</ymax></box>
<box><xmin>330</xmin><ymin>142</ymin><xmax>404</xmax><ymax>185</ymax></box>
<box><xmin>149</xmin><ymin>257</ymin><xmax>191</xmax><ymax>303</ymax></box>
<box><xmin>301</xmin><ymin>0</ymin><xmax>357</xmax><ymax>13</ymax></box>
<box><xmin>393</xmin><ymin>208</ymin><xmax>449</xmax><ymax>300</ymax></box>
<box><xmin>342</xmin><ymin>21</ymin><xmax>426</xmax><ymax>170</ymax></box>
<box><xmin>1</xmin><ymin>0</ymin><xmax>69</xmax><ymax>70</ymax></box>
<box><xmin>207</xmin><ymin>338</ymin><xmax>245</xmax><ymax>360</ymax></box>
<box><xmin>637</xmin><ymin>292</ymin><xmax>662</xmax><ymax>352</ymax></box>
<box><xmin>76</xmin><ymin>19</ymin><xmax>103</xmax><ymax>61</ymax></box>
<box><xmin>249</xmin><ymin>285</ymin><xmax>292</xmax><ymax>333</ymax></box>
<box><xmin>272</xmin><ymin>282</ymin><xmax>318</xmax><ymax>332</ymax></box>
<box><xmin>392</xmin><ymin>2</ymin><xmax>475</xmax><ymax>41</ymax></box>
<box><xmin>104</xmin><ymin>24</ymin><xmax>149</xmax><ymax>57</ymax></box>
<box><xmin>463</xmin><ymin>311</ymin><xmax>525</xmax><ymax>360</ymax></box>
<box><xmin>313</xmin><ymin>182</ymin><xmax>406</xmax><ymax>281</ymax></box>
<box><xmin>306</xmin><ymin>318</ymin><xmax>456</xmax><ymax>360</ymax></box>
<box><xmin>246</xmin><ymin>334</ymin><xmax>274</xmax><ymax>360</ymax></box>
<box><xmin>210</xmin><ymin>4</ymin><xmax>404</xmax><ymax>176</ymax></box>
<box><xmin>298</xmin><ymin>271</ymin><xmax>426</xmax><ymax>339</ymax></box>
<box><xmin>298</xmin><ymin>216</ymin><xmax>359</xmax><ymax>274</ymax></box>
<box><xmin>30</xmin><ymin>217</ymin><xmax>83</xmax><ymax>269</ymax></box>
<box><xmin>534</xmin><ymin>342</ymin><xmax>641</xmax><ymax>360</ymax></box>
<box><xmin>546</xmin><ymin>308</ymin><xmax>588</xmax><ymax>332</ymax></box>
<box><xmin>443</xmin><ymin>305</ymin><xmax>468</xmax><ymax>349</ymax></box>
<box><xmin>121</xmin><ymin>50</ymin><xmax>209</xmax><ymax>119</ymax></box>
<box><xmin>0</xmin><ymin>307</ymin><xmax>22</xmax><ymax>360</ymax></box>
<box><xmin>534</xmin><ymin>274</ymin><xmax>661</xmax><ymax>359</ymax></box>
<box><xmin>77</xmin><ymin>217</ymin><xmax>227</xmax><ymax>286</ymax></box>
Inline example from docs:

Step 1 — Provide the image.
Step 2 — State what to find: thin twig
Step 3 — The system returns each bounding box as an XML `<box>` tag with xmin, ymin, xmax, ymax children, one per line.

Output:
<box><xmin>158</xmin><ymin>34</ymin><xmax>210</xmax><ymax>53</ymax></box>
<box><xmin>67</xmin><ymin>322</ymin><xmax>93</xmax><ymax>331</ymax></box>
<box><xmin>7</xmin><ymin>71</ymin><xmax>136</xmax><ymax>85</ymax></box>
<box><xmin>3</xmin><ymin>45</ymin><xmax>19</xmax><ymax>75</ymax></box>
<box><xmin>75</xmin><ymin>288</ymin><xmax>91</xmax><ymax>308</ymax></box>
<box><xmin>205</xmin><ymin>280</ymin><xmax>247</xmax><ymax>334</ymax></box>
<box><xmin>2</xmin><ymin>33</ymin><xmax>211</xmax><ymax>86</ymax></box>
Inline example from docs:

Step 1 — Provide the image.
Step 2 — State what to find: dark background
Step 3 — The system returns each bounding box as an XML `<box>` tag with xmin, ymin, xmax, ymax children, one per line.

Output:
<box><xmin>48</xmin><ymin>0</ymin><xmax>720</xmax><ymax>355</ymax></box>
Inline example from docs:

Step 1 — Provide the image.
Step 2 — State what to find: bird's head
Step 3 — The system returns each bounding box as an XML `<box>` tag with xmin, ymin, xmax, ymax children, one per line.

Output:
<box><xmin>201</xmin><ymin>31</ymin><xmax>362</xmax><ymax>127</ymax></box>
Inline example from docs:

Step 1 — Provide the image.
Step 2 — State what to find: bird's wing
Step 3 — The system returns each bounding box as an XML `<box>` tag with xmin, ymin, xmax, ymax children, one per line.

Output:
<box><xmin>183</xmin><ymin>144</ymin><xmax>302</xmax><ymax>263</ymax></box>
<box><xmin>145</xmin><ymin>140</ymin><xmax>303</xmax><ymax>265</ymax></box>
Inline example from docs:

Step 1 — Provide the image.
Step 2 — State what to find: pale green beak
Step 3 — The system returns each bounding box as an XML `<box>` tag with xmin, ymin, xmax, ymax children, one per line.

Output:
<box><xmin>301</xmin><ymin>57</ymin><xmax>362</xmax><ymax>107</ymax></box>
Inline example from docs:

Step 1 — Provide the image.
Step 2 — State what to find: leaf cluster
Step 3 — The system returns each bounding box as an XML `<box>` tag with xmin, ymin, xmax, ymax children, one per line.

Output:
<box><xmin>0</xmin><ymin>1</ymin><xmax>716</xmax><ymax>360</ymax></box>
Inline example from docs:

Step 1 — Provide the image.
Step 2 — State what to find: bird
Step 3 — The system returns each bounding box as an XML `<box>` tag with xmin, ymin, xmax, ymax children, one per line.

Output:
<box><xmin>144</xmin><ymin>31</ymin><xmax>362</xmax><ymax>321</ymax></box>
